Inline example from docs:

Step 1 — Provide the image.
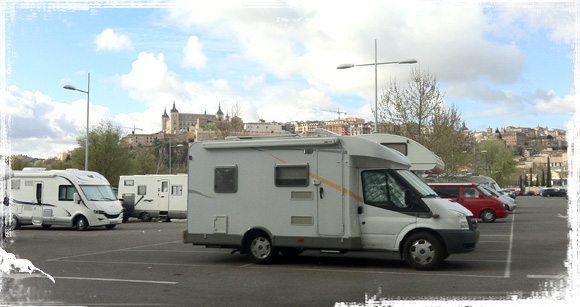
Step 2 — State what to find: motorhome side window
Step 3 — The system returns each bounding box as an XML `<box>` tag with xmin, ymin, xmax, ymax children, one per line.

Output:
<box><xmin>58</xmin><ymin>185</ymin><xmax>77</xmax><ymax>201</ymax></box>
<box><xmin>381</xmin><ymin>143</ymin><xmax>408</xmax><ymax>156</ymax></box>
<box><xmin>137</xmin><ymin>185</ymin><xmax>147</xmax><ymax>195</ymax></box>
<box><xmin>11</xmin><ymin>179</ymin><xmax>20</xmax><ymax>190</ymax></box>
<box><xmin>124</xmin><ymin>180</ymin><xmax>134</xmax><ymax>186</ymax></box>
<box><xmin>275</xmin><ymin>164</ymin><xmax>309</xmax><ymax>187</ymax></box>
<box><xmin>172</xmin><ymin>185</ymin><xmax>183</xmax><ymax>196</ymax></box>
<box><xmin>361</xmin><ymin>170</ymin><xmax>410</xmax><ymax>210</ymax></box>
<box><xmin>215</xmin><ymin>166</ymin><xmax>238</xmax><ymax>193</ymax></box>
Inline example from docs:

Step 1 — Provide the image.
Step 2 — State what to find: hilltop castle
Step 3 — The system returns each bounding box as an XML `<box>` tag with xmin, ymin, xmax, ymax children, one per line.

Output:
<box><xmin>161</xmin><ymin>101</ymin><xmax>227</xmax><ymax>134</ymax></box>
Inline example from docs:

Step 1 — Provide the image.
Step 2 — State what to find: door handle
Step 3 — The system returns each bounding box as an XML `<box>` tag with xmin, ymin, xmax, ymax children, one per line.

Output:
<box><xmin>319</xmin><ymin>187</ymin><xmax>324</xmax><ymax>199</ymax></box>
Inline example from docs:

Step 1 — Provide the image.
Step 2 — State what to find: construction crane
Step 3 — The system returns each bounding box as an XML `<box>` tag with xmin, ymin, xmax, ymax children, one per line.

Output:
<box><xmin>123</xmin><ymin>125</ymin><xmax>143</xmax><ymax>134</ymax></box>
<box><xmin>317</xmin><ymin>108</ymin><xmax>347</xmax><ymax>120</ymax></box>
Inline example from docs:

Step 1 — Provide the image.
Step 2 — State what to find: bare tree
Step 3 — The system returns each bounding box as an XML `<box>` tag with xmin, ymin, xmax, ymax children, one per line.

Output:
<box><xmin>377</xmin><ymin>67</ymin><xmax>471</xmax><ymax>176</ymax></box>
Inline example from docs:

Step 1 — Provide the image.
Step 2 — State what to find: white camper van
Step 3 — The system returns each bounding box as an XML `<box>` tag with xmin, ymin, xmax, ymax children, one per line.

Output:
<box><xmin>118</xmin><ymin>174</ymin><xmax>187</xmax><ymax>222</ymax></box>
<box><xmin>356</xmin><ymin>134</ymin><xmax>445</xmax><ymax>175</ymax></box>
<box><xmin>183</xmin><ymin>136</ymin><xmax>479</xmax><ymax>270</ymax></box>
<box><xmin>10</xmin><ymin>168</ymin><xmax>123</xmax><ymax>230</ymax></box>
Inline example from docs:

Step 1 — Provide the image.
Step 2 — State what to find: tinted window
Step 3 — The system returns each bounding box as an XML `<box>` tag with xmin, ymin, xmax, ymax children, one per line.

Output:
<box><xmin>58</xmin><ymin>185</ymin><xmax>77</xmax><ymax>201</ymax></box>
<box><xmin>215</xmin><ymin>166</ymin><xmax>238</xmax><ymax>193</ymax></box>
<box><xmin>463</xmin><ymin>187</ymin><xmax>480</xmax><ymax>198</ymax></box>
<box><xmin>433</xmin><ymin>186</ymin><xmax>459</xmax><ymax>198</ymax></box>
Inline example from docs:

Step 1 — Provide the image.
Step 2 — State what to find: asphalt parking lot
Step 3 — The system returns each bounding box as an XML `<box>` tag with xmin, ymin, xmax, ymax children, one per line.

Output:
<box><xmin>0</xmin><ymin>196</ymin><xmax>571</xmax><ymax>306</ymax></box>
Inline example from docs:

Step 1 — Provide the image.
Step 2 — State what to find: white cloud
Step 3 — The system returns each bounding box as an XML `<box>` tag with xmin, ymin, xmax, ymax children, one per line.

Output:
<box><xmin>95</xmin><ymin>29</ymin><xmax>133</xmax><ymax>51</ymax></box>
<box><xmin>534</xmin><ymin>90</ymin><xmax>577</xmax><ymax>114</ymax></box>
<box><xmin>182</xmin><ymin>36</ymin><xmax>207</xmax><ymax>69</ymax></box>
<box><xmin>3</xmin><ymin>86</ymin><xmax>111</xmax><ymax>159</ymax></box>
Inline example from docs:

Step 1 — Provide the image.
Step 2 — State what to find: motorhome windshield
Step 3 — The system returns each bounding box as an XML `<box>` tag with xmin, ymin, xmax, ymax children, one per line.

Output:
<box><xmin>394</xmin><ymin>170</ymin><xmax>438</xmax><ymax>197</ymax></box>
<box><xmin>80</xmin><ymin>185</ymin><xmax>117</xmax><ymax>201</ymax></box>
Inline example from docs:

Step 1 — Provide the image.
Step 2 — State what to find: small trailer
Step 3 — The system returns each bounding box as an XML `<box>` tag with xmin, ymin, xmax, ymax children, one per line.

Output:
<box><xmin>10</xmin><ymin>168</ymin><xmax>123</xmax><ymax>230</ymax></box>
<box><xmin>118</xmin><ymin>174</ymin><xmax>187</xmax><ymax>222</ymax></box>
<box><xmin>183</xmin><ymin>135</ymin><xmax>479</xmax><ymax>270</ymax></box>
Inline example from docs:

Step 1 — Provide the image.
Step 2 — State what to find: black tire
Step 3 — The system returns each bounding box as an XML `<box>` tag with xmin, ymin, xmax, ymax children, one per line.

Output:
<box><xmin>11</xmin><ymin>215</ymin><xmax>21</xmax><ymax>230</ymax></box>
<box><xmin>402</xmin><ymin>232</ymin><xmax>444</xmax><ymax>270</ymax></box>
<box><xmin>245</xmin><ymin>232</ymin><xmax>278</xmax><ymax>264</ymax></box>
<box><xmin>480</xmin><ymin>209</ymin><xmax>496</xmax><ymax>223</ymax></box>
<box><xmin>140</xmin><ymin>212</ymin><xmax>152</xmax><ymax>222</ymax></box>
<box><xmin>105</xmin><ymin>224</ymin><xmax>116</xmax><ymax>230</ymax></box>
<box><xmin>280</xmin><ymin>247</ymin><xmax>304</xmax><ymax>258</ymax></box>
<box><xmin>42</xmin><ymin>224</ymin><xmax>52</xmax><ymax>229</ymax></box>
<box><xmin>75</xmin><ymin>216</ymin><xmax>89</xmax><ymax>231</ymax></box>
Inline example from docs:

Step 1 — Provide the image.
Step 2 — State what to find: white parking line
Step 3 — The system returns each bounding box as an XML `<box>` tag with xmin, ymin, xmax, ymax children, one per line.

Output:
<box><xmin>504</xmin><ymin>211</ymin><xmax>516</xmax><ymax>278</ymax></box>
<box><xmin>54</xmin><ymin>276</ymin><xmax>178</xmax><ymax>284</ymax></box>
<box><xmin>46</xmin><ymin>240</ymin><xmax>183</xmax><ymax>261</ymax></box>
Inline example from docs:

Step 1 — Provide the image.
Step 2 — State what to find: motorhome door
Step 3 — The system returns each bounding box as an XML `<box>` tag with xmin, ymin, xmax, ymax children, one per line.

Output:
<box><xmin>158</xmin><ymin>180</ymin><xmax>169</xmax><ymax>210</ymax></box>
<box><xmin>316</xmin><ymin>149</ymin><xmax>344</xmax><ymax>236</ymax></box>
<box><xmin>31</xmin><ymin>181</ymin><xmax>43</xmax><ymax>225</ymax></box>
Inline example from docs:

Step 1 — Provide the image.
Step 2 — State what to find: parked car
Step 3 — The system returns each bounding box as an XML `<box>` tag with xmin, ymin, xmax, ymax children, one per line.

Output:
<box><xmin>539</xmin><ymin>188</ymin><xmax>567</xmax><ymax>197</ymax></box>
<box><xmin>483</xmin><ymin>186</ymin><xmax>517</xmax><ymax>211</ymax></box>
<box><xmin>428</xmin><ymin>183</ymin><xmax>509</xmax><ymax>222</ymax></box>
<box><xmin>524</xmin><ymin>191</ymin><xmax>535</xmax><ymax>196</ymax></box>
<box><xmin>502</xmin><ymin>189</ymin><xmax>517</xmax><ymax>199</ymax></box>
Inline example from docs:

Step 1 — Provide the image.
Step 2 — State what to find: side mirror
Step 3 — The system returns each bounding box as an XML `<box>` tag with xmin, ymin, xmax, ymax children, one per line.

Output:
<box><xmin>73</xmin><ymin>193</ymin><xmax>81</xmax><ymax>204</ymax></box>
<box><xmin>3</xmin><ymin>196</ymin><xmax>8</xmax><ymax>206</ymax></box>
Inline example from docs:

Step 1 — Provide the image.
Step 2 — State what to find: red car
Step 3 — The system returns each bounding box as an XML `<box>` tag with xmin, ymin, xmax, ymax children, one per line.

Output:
<box><xmin>428</xmin><ymin>183</ymin><xmax>509</xmax><ymax>223</ymax></box>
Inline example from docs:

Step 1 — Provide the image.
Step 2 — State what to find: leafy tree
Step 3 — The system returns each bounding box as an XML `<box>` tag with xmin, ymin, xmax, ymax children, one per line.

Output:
<box><xmin>473</xmin><ymin>139</ymin><xmax>518</xmax><ymax>186</ymax></box>
<box><xmin>377</xmin><ymin>67</ymin><xmax>470</xmax><ymax>177</ymax></box>
<box><xmin>70</xmin><ymin>120</ymin><xmax>132</xmax><ymax>186</ymax></box>
<box><xmin>130</xmin><ymin>151</ymin><xmax>158</xmax><ymax>175</ymax></box>
<box><xmin>9</xmin><ymin>155</ymin><xmax>33</xmax><ymax>170</ymax></box>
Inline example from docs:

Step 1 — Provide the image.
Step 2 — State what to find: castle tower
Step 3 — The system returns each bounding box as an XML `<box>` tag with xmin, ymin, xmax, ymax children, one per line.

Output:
<box><xmin>170</xmin><ymin>101</ymin><xmax>179</xmax><ymax>134</ymax></box>
<box><xmin>162</xmin><ymin>107</ymin><xmax>169</xmax><ymax>133</ymax></box>
<box><xmin>216</xmin><ymin>103</ymin><xmax>224</xmax><ymax>121</ymax></box>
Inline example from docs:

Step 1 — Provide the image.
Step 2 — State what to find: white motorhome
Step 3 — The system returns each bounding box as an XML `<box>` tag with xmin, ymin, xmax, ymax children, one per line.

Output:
<box><xmin>118</xmin><ymin>174</ymin><xmax>187</xmax><ymax>222</ymax></box>
<box><xmin>356</xmin><ymin>134</ymin><xmax>445</xmax><ymax>175</ymax></box>
<box><xmin>10</xmin><ymin>168</ymin><xmax>123</xmax><ymax>230</ymax></box>
<box><xmin>183</xmin><ymin>136</ymin><xmax>479</xmax><ymax>270</ymax></box>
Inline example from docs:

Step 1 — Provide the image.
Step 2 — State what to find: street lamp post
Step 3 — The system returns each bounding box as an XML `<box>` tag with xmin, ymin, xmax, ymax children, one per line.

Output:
<box><xmin>63</xmin><ymin>73</ymin><xmax>90</xmax><ymax>171</ymax></box>
<box><xmin>168</xmin><ymin>139</ymin><xmax>184</xmax><ymax>174</ymax></box>
<box><xmin>337</xmin><ymin>39</ymin><xmax>417</xmax><ymax>133</ymax></box>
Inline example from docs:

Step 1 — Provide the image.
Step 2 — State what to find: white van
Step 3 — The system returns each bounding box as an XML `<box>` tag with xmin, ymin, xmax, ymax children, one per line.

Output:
<box><xmin>10</xmin><ymin>168</ymin><xmax>123</xmax><ymax>230</ymax></box>
<box><xmin>183</xmin><ymin>136</ymin><xmax>479</xmax><ymax>270</ymax></box>
<box><xmin>118</xmin><ymin>174</ymin><xmax>187</xmax><ymax>222</ymax></box>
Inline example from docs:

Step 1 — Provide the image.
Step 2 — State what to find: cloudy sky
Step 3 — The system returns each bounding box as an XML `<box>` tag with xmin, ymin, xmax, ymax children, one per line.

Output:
<box><xmin>1</xmin><ymin>0</ymin><xmax>577</xmax><ymax>159</ymax></box>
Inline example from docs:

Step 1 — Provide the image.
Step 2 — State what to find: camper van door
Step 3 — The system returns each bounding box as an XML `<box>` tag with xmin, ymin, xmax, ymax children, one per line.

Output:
<box><xmin>358</xmin><ymin>170</ymin><xmax>417</xmax><ymax>250</ymax></box>
<box><xmin>316</xmin><ymin>149</ymin><xmax>345</xmax><ymax>236</ymax></box>
<box><xmin>158</xmin><ymin>180</ymin><xmax>169</xmax><ymax>210</ymax></box>
<box><xmin>32</xmin><ymin>181</ymin><xmax>43</xmax><ymax>225</ymax></box>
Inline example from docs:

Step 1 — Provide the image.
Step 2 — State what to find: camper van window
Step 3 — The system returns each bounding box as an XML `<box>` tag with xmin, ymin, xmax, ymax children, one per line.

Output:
<box><xmin>11</xmin><ymin>179</ymin><xmax>20</xmax><ymax>190</ymax></box>
<box><xmin>463</xmin><ymin>187</ymin><xmax>479</xmax><ymax>198</ymax></box>
<box><xmin>80</xmin><ymin>185</ymin><xmax>117</xmax><ymax>201</ymax></box>
<box><xmin>275</xmin><ymin>164</ymin><xmax>309</xmax><ymax>187</ymax></box>
<box><xmin>215</xmin><ymin>166</ymin><xmax>238</xmax><ymax>193</ymax></box>
<box><xmin>433</xmin><ymin>187</ymin><xmax>459</xmax><ymax>198</ymax></box>
<box><xmin>162</xmin><ymin>182</ymin><xmax>168</xmax><ymax>192</ymax></box>
<box><xmin>172</xmin><ymin>185</ymin><xmax>183</xmax><ymax>196</ymax></box>
<box><xmin>361</xmin><ymin>170</ymin><xmax>411</xmax><ymax>210</ymax></box>
<box><xmin>381</xmin><ymin>143</ymin><xmax>407</xmax><ymax>156</ymax></box>
<box><xmin>137</xmin><ymin>185</ymin><xmax>147</xmax><ymax>195</ymax></box>
<box><xmin>124</xmin><ymin>180</ymin><xmax>134</xmax><ymax>186</ymax></box>
<box><xmin>58</xmin><ymin>185</ymin><xmax>78</xmax><ymax>201</ymax></box>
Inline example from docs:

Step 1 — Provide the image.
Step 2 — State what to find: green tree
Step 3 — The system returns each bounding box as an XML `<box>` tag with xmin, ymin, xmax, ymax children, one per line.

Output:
<box><xmin>377</xmin><ymin>67</ymin><xmax>470</xmax><ymax>177</ymax></box>
<box><xmin>9</xmin><ymin>155</ymin><xmax>33</xmax><ymax>170</ymax></box>
<box><xmin>130</xmin><ymin>151</ymin><xmax>158</xmax><ymax>175</ymax></box>
<box><xmin>70</xmin><ymin>121</ymin><xmax>132</xmax><ymax>186</ymax></box>
<box><xmin>474</xmin><ymin>139</ymin><xmax>518</xmax><ymax>187</ymax></box>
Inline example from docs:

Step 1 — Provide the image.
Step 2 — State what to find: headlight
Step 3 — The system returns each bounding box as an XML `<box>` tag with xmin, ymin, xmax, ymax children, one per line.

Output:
<box><xmin>93</xmin><ymin>210</ymin><xmax>105</xmax><ymax>214</ymax></box>
<box><xmin>457</xmin><ymin>213</ymin><xmax>469</xmax><ymax>230</ymax></box>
